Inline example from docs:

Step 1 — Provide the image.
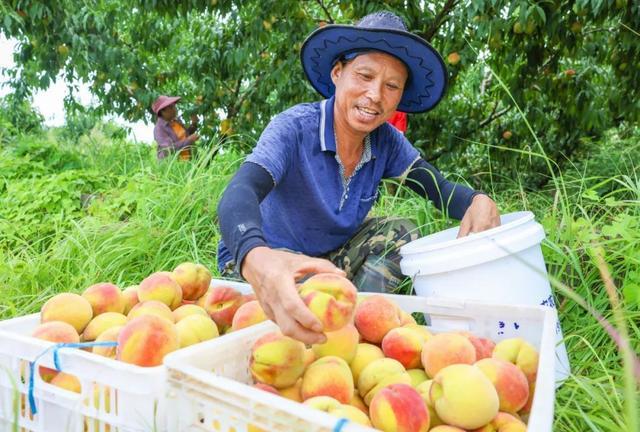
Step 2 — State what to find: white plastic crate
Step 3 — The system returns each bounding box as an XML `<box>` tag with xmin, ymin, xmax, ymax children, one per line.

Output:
<box><xmin>164</xmin><ymin>286</ymin><xmax>558</xmax><ymax>432</ymax></box>
<box><xmin>0</xmin><ymin>279</ymin><xmax>253</xmax><ymax>432</ymax></box>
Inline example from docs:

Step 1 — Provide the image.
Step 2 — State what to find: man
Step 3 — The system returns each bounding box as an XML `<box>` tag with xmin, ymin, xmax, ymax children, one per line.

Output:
<box><xmin>217</xmin><ymin>12</ymin><xmax>500</xmax><ymax>344</ymax></box>
<box><xmin>152</xmin><ymin>95</ymin><xmax>199</xmax><ymax>160</ymax></box>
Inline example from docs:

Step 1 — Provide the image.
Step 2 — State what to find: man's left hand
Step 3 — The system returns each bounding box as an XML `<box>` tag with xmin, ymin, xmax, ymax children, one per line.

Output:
<box><xmin>457</xmin><ymin>194</ymin><xmax>501</xmax><ymax>238</ymax></box>
<box><xmin>190</xmin><ymin>114</ymin><xmax>198</xmax><ymax>125</ymax></box>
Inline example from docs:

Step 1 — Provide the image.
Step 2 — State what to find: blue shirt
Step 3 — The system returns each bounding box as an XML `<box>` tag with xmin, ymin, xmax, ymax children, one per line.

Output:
<box><xmin>217</xmin><ymin>96</ymin><xmax>419</xmax><ymax>270</ymax></box>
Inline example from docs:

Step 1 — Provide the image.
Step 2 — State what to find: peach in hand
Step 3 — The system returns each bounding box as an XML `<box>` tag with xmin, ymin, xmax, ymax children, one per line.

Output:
<box><xmin>298</xmin><ymin>273</ymin><xmax>357</xmax><ymax>332</ymax></box>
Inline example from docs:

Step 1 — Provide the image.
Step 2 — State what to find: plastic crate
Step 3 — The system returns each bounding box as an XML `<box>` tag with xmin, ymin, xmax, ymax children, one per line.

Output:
<box><xmin>164</xmin><ymin>287</ymin><xmax>558</xmax><ymax>432</ymax></box>
<box><xmin>0</xmin><ymin>279</ymin><xmax>252</xmax><ymax>432</ymax></box>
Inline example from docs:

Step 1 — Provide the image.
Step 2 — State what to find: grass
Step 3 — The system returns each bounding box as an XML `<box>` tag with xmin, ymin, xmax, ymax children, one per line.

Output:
<box><xmin>0</xmin><ymin>124</ymin><xmax>639</xmax><ymax>431</ymax></box>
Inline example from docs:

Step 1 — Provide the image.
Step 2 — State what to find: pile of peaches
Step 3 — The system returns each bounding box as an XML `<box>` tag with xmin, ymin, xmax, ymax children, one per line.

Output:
<box><xmin>248</xmin><ymin>274</ymin><xmax>536</xmax><ymax>432</ymax></box>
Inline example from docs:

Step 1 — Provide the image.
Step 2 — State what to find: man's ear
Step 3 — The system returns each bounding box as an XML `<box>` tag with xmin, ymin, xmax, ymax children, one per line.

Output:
<box><xmin>330</xmin><ymin>63</ymin><xmax>343</xmax><ymax>85</ymax></box>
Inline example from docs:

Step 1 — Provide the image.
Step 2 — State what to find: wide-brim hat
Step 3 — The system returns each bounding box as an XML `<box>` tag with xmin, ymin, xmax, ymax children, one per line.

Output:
<box><xmin>301</xmin><ymin>12</ymin><xmax>447</xmax><ymax>113</ymax></box>
<box><xmin>152</xmin><ymin>95</ymin><xmax>181</xmax><ymax>115</ymax></box>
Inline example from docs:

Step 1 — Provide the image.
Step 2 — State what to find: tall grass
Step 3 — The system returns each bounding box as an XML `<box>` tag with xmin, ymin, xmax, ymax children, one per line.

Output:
<box><xmin>0</xmin><ymin>123</ymin><xmax>639</xmax><ymax>430</ymax></box>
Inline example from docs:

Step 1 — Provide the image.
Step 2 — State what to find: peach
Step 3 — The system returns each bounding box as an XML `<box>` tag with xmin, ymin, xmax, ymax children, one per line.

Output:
<box><xmin>41</xmin><ymin>293</ymin><xmax>93</xmax><ymax>334</ymax></box>
<box><xmin>82</xmin><ymin>283</ymin><xmax>124</xmax><ymax>315</ymax></box>
<box><xmin>312</xmin><ymin>324</ymin><xmax>359</xmax><ymax>363</ymax></box>
<box><xmin>330</xmin><ymin>404</ymin><xmax>372</xmax><ymax>427</ymax></box>
<box><xmin>350</xmin><ymin>392</ymin><xmax>368</xmax><ymax>414</ymax></box>
<box><xmin>254</xmin><ymin>382</ymin><xmax>279</xmax><ymax>395</ymax></box>
<box><xmin>121</xmin><ymin>285</ymin><xmax>140</xmax><ymax>315</ymax></box>
<box><xmin>407</xmin><ymin>369</ymin><xmax>428</xmax><ymax>387</ymax></box>
<box><xmin>92</xmin><ymin>326</ymin><xmax>123</xmax><ymax>359</ymax></box>
<box><xmin>493</xmin><ymin>338</ymin><xmax>539</xmax><ymax>384</ymax></box>
<box><xmin>415</xmin><ymin>379</ymin><xmax>443</xmax><ymax>428</ymax></box>
<box><xmin>50</xmin><ymin>372</ymin><xmax>81</xmax><ymax>393</ymax></box>
<box><xmin>297</xmin><ymin>273</ymin><xmax>357</xmax><ymax>332</ymax></box>
<box><xmin>350</xmin><ymin>343</ymin><xmax>385</xmax><ymax>384</ymax></box>
<box><xmin>430</xmin><ymin>427</ymin><xmax>467</xmax><ymax>432</ymax></box>
<box><xmin>172</xmin><ymin>304</ymin><xmax>209</xmax><ymax>323</ymax></box>
<box><xmin>82</xmin><ymin>312</ymin><xmax>127</xmax><ymax>341</ymax></box>
<box><xmin>250</xmin><ymin>332</ymin><xmax>306</xmax><ymax>389</ymax></box>
<box><xmin>231</xmin><ymin>300</ymin><xmax>268</xmax><ymax>331</ymax></box>
<box><xmin>430</xmin><ymin>364</ymin><xmax>499</xmax><ymax>429</ymax></box>
<box><xmin>475</xmin><ymin>358</ymin><xmax>530</xmax><ymax>414</ymax></box>
<box><xmin>301</xmin><ymin>356</ymin><xmax>354</xmax><ymax>404</ymax></box>
<box><xmin>199</xmin><ymin>286</ymin><xmax>244</xmax><ymax>332</ymax></box>
<box><xmin>369</xmin><ymin>383</ymin><xmax>430</xmax><ymax>432</ymax></box>
<box><xmin>175</xmin><ymin>314</ymin><xmax>219</xmax><ymax>348</ymax></box>
<box><xmin>305</xmin><ymin>396</ymin><xmax>371</xmax><ymax>426</ymax></box>
<box><xmin>358</xmin><ymin>358</ymin><xmax>411</xmax><ymax>406</ymax></box>
<box><xmin>32</xmin><ymin>321</ymin><xmax>80</xmax><ymax>382</ymax></box>
<box><xmin>460</xmin><ymin>332</ymin><xmax>496</xmax><ymax>360</ymax></box>
<box><xmin>172</xmin><ymin>262</ymin><xmax>212</xmax><ymax>300</ymax></box>
<box><xmin>304</xmin><ymin>348</ymin><xmax>316</xmax><ymax>369</ymax></box>
<box><xmin>127</xmin><ymin>300</ymin><xmax>175</xmax><ymax>323</ymax></box>
<box><xmin>399</xmin><ymin>311</ymin><xmax>416</xmax><ymax>326</ymax></box>
<box><xmin>116</xmin><ymin>315</ymin><xmax>179</xmax><ymax>367</ymax></box>
<box><xmin>303</xmin><ymin>395</ymin><xmax>342</xmax><ymax>411</ymax></box>
<box><xmin>138</xmin><ymin>271</ymin><xmax>183</xmax><ymax>310</ymax></box>
<box><xmin>519</xmin><ymin>380</ymin><xmax>535</xmax><ymax>415</ymax></box>
<box><xmin>354</xmin><ymin>295</ymin><xmax>402</xmax><ymax>343</ymax></box>
<box><xmin>279</xmin><ymin>378</ymin><xmax>302</xmax><ymax>402</ymax></box>
<box><xmin>382</xmin><ymin>327</ymin><xmax>428</xmax><ymax>369</ymax></box>
<box><xmin>421</xmin><ymin>333</ymin><xmax>477</xmax><ymax>378</ymax></box>
<box><xmin>402</xmin><ymin>323</ymin><xmax>433</xmax><ymax>341</ymax></box>
<box><xmin>470</xmin><ymin>412</ymin><xmax>527</xmax><ymax>432</ymax></box>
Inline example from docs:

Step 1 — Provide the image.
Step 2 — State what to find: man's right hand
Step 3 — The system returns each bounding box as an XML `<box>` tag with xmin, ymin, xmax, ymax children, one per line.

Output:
<box><xmin>188</xmin><ymin>133</ymin><xmax>199</xmax><ymax>143</ymax></box>
<box><xmin>241</xmin><ymin>246</ymin><xmax>346</xmax><ymax>345</ymax></box>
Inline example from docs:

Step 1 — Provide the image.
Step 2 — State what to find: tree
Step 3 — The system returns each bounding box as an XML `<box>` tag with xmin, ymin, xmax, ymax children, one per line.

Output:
<box><xmin>2</xmin><ymin>0</ymin><xmax>638</xmax><ymax>185</ymax></box>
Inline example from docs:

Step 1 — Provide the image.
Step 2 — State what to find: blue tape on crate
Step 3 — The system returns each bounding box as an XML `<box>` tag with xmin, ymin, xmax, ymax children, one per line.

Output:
<box><xmin>333</xmin><ymin>418</ymin><xmax>349</xmax><ymax>432</ymax></box>
<box><xmin>28</xmin><ymin>341</ymin><xmax>118</xmax><ymax>415</ymax></box>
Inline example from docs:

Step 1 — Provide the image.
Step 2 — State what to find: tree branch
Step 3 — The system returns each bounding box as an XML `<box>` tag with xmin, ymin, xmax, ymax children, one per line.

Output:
<box><xmin>479</xmin><ymin>105</ymin><xmax>512</xmax><ymax>128</ymax></box>
<box><xmin>313</xmin><ymin>0</ymin><xmax>334</xmax><ymax>24</ymax></box>
<box><xmin>421</xmin><ymin>0</ymin><xmax>460</xmax><ymax>42</ymax></box>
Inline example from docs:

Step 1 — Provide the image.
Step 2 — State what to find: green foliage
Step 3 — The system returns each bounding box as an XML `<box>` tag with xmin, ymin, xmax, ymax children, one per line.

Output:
<box><xmin>0</xmin><ymin>94</ymin><xmax>43</xmax><ymax>141</ymax></box>
<box><xmin>1</xmin><ymin>0</ymin><xmax>638</xmax><ymax>184</ymax></box>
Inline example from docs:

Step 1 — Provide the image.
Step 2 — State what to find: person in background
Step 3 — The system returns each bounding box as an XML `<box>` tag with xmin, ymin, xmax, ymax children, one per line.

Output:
<box><xmin>387</xmin><ymin>110</ymin><xmax>407</xmax><ymax>134</ymax></box>
<box><xmin>152</xmin><ymin>95</ymin><xmax>199</xmax><ymax>160</ymax></box>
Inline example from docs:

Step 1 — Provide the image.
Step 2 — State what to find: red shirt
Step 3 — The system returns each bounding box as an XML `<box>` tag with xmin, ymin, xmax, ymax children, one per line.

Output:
<box><xmin>387</xmin><ymin>111</ymin><xmax>407</xmax><ymax>133</ymax></box>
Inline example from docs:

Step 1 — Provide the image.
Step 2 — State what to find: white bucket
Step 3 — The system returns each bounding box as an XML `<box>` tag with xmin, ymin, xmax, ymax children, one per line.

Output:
<box><xmin>399</xmin><ymin>211</ymin><xmax>571</xmax><ymax>383</ymax></box>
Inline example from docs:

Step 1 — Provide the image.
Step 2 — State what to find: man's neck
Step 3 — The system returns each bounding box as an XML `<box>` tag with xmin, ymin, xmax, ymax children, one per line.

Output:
<box><xmin>333</xmin><ymin>113</ymin><xmax>367</xmax><ymax>159</ymax></box>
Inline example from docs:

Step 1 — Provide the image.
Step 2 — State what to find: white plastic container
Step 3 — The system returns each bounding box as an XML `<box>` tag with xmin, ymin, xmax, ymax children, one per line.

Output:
<box><xmin>164</xmin><ymin>288</ymin><xmax>557</xmax><ymax>432</ymax></box>
<box><xmin>0</xmin><ymin>279</ymin><xmax>253</xmax><ymax>432</ymax></box>
<box><xmin>399</xmin><ymin>210</ymin><xmax>571</xmax><ymax>382</ymax></box>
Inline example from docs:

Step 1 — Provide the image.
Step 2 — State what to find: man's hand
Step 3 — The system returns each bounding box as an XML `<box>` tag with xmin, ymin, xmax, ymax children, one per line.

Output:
<box><xmin>241</xmin><ymin>247</ymin><xmax>346</xmax><ymax>344</ymax></box>
<box><xmin>190</xmin><ymin>114</ymin><xmax>199</xmax><ymax>125</ymax></box>
<box><xmin>187</xmin><ymin>133</ymin><xmax>199</xmax><ymax>143</ymax></box>
<box><xmin>457</xmin><ymin>194</ymin><xmax>501</xmax><ymax>238</ymax></box>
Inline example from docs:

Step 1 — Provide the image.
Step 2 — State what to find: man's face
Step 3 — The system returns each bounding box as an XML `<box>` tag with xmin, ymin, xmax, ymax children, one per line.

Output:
<box><xmin>331</xmin><ymin>52</ymin><xmax>408</xmax><ymax>135</ymax></box>
<box><xmin>160</xmin><ymin>104</ymin><xmax>177</xmax><ymax>121</ymax></box>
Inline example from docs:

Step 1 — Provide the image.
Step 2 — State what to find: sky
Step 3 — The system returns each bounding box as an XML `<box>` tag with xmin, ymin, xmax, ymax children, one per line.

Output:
<box><xmin>0</xmin><ymin>35</ymin><xmax>154</xmax><ymax>143</ymax></box>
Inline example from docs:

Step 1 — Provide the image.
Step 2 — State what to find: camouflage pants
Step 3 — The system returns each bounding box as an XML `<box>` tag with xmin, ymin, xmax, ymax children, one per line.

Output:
<box><xmin>220</xmin><ymin>217</ymin><xmax>419</xmax><ymax>293</ymax></box>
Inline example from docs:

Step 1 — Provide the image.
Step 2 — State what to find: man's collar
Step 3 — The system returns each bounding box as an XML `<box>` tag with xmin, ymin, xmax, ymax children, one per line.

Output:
<box><xmin>319</xmin><ymin>96</ymin><xmax>378</xmax><ymax>159</ymax></box>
